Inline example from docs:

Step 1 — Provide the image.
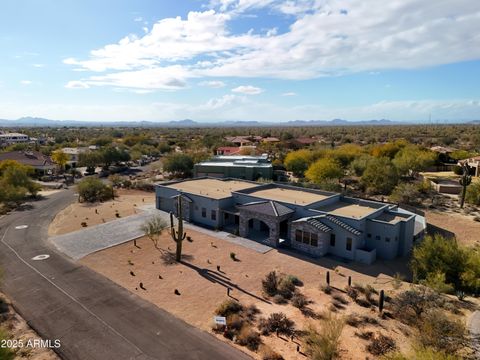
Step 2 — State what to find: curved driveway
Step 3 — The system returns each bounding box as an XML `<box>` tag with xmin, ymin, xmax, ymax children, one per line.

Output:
<box><xmin>0</xmin><ymin>190</ymin><xmax>250</xmax><ymax>360</ymax></box>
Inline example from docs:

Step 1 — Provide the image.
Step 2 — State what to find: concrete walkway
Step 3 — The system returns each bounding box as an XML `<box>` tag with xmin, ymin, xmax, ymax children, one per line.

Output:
<box><xmin>50</xmin><ymin>206</ymin><xmax>272</xmax><ymax>260</ymax></box>
<box><xmin>469</xmin><ymin>310</ymin><xmax>480</xmax><ymax>357</ymax></box>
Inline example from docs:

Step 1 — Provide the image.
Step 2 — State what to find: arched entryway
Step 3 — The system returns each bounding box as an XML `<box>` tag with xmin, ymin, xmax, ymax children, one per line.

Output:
<box><xmin>247</xmin><ymin>218</ymin><xmax>271</xmax><ymax>242</ymax></box>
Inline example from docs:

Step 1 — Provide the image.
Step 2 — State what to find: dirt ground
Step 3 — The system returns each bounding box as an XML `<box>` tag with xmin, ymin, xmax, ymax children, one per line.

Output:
<box><xmin>81</xmin><ymin>227</ymin><xmax>417</xmax><ymax>360</ymax></box>
<box><xmin>425</xmin><ymin>209</ymin><xmax>480</xmax><ymax>247</ymax></box>
<box><xmin>48</xmin><ymin>189</ymin><xmax>155</xmax><ymax>236</ymax></box>
<box><xmin>0</xmin><ymin>293</ymin><xmax>60</xmax><ymax>360</ymax></box>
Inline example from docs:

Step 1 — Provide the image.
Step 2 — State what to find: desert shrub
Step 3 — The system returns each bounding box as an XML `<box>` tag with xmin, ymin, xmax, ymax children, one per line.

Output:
<box><xmin>332</xmin><ymin>294</ymin><xmax>348</xmax><ymax>305</ymax></box>
<box><xmin>273</xmin><ymin>294</ymin><xmax>287</xmax><ymax>304</ymax></box>
<box><xmin>355</xmin><ymin>331</ymin><xmax>374</xmax><ymax>340</ymax></box>
<box><xmin>227</xmin><ymin>314</ymin><xmax>244</xmax><ymax>331</ymax></box>
<box><xmin>260</xmin><ymin>345</ymin><xmax>284</xmax><ymax>360</ymax></box>
<box><xmin>77</xmin><ymin>177</ymin><xmax>113</xmax><ymax>203</ymax></box>
<box><xmin>215</xmin><ymin>299</ymin><xmax>243</xmax><ymax>317</ymax></box>
<box><xmin>321</xmin><ymin>285</ymin><xmax>332</xmax><ymax>294</ymax></box>
<box><xmin>284</xmin><ymin>274</ymin><xmax>303</xmax><ymax>286</ymax></box>
<box><xmin>331</xmin><ymin>299</ymin><xmax>345</xmax><ymax>310</ymax></box>
<box><xmin>366</xmin><ymin>334</ymin><xmax>396</xmax><ymax>356</ymax></box>
<box><xmin>230</xmin><ymin>252</ymin><xmax>237</xmax><ymax>261</ymax></box>
<box><xmin>242</xmin><ymin>304</ymin><xmax>260</xmax><ymax>321</ymax></box>
<box><xmin>236</xmin><ymin>326</ymin><xmax>261</xmax><ymax>351</ymax></box>
<box><xmin>419</xmin><ymin>271</ymin><xmax>455</xmax><ymax>294</ymax></box>
<box><xmin>392</xmin><ymin>288</ymin><xmax>440</xmax><ymax>325</ymax></box>
<box><xmin>355</xmin><ymin>298</ymin><xmax>372</xmax><ymax>308</ymax></box>
<box><xmin>291</xmin><ymin>292</ymin><xmax>308</xmax><ymax>309</ymax></box>
<box><xmin>345</xmin><ymin>286</ymin><xmax>359</xmax><ymax>301</ymax></box>
<box><xmin>418</xmin><ymin>310</ymin><xmax>468</xmax><ymax>353</ymax></box>
<box><xmin>303</xmin><ymin>314</ymin><xmax>344</xmax><ymax>360</ymax></box>
<box><xmin>347</xmin><ymin>313</ymin><xmax>379</xmax><ymax>328</ymax></box>
<box><xmin>382</xmin><ymin>346</ymin><xmax>463</xmax><ymax>360</ymax></box>
<box><xmin>258</xmin><ymin>313</ymin><xmax>295</xmax><ymax>336</ymax></box>
<box><xmin>262</xmin><ymin>271</ymin><xmax>279</xmax><ymax>296</ymax></box>
<box><xmin>277</xmin><ymin>277</ymin><xmax>296</xmax><ymax>299</ymax></box>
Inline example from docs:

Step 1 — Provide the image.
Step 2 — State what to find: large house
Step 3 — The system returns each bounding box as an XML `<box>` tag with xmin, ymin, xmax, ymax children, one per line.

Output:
<box><xmin>156</xmin><ymin>178</ymin><xmax>426</xmax><ymax>264</ymax></box>
<box><xmin>194</xmin><ymin>155</ymin><xmax>273</xmax><ymax>180</ymax></box>
<box><xmin>0</xmin><ymin>132</ymin><xmax>29</xmax><ymax>147</ymax></box>
<box><xmin>0</xmin><ymin>150</ymin><xmax>55</xmax><ymax>174</ymax></box>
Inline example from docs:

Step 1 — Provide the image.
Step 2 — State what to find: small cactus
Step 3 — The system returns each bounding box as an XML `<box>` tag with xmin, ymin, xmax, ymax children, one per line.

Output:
<box><xmin>459</xmin><ymin>163</ymin><xmax>472</xmax><ymax>208</ymax></box>
<box><xmin>379</xmin><ymin>290</ymin><xmax>385</xmax><ymax>313</ymax></box>
<box><xmin>326</xmin><ymin>271</ymin><xmax>330</xmax><ymax>286</ymax></box>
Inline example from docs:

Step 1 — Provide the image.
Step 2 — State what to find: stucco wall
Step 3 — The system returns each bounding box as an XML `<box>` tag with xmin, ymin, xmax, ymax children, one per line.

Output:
<box><xmin>365</xmin><ymin>219</ymin><xmax>400</xmax><ymax>260</ymax></box>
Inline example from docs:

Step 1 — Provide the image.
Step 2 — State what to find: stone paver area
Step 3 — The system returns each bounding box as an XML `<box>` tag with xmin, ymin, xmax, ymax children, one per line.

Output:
<box><xmin>50</xmin><ymin>205</ymin><xmax>272</xmax><ymax>260</ymax></box>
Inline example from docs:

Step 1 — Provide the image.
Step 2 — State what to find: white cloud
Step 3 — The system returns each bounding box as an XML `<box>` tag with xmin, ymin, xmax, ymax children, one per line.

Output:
<box><xmin>32</xmin><ymin>63</ymin><xmax>45</xmax><ymax>68</ymax></box>
<box><xmin>199</xmin><ymin>80</ymin><xmax>226</xmax><ymax>88</ymax></box>
<box><xmin>282</xmin><ymin>92</ymin><xmax>296</xmax><ymax>96</ymax></box>
<box><xmin>65</xmin><ymin>81</ymin><xmax>90</xmax><ymax>89</ymax></box>
<box><xmin>134</xmin><ymin>16</ymin><xmax>143</xmax><ymax>22</ymax></box>
<box><xmin>232</xmin><ymin>85</ymin><xmax>263</xmax><ymax>94</ymax></box>
<box><xmin>64</xmin><ymin>1</ymin><xmax>480</xmax><ymax>90</ymax></box>
<box><xmin>20</xmin><ymin>80</ymin><xmax>32</xmax><ymax>85</ymax></box>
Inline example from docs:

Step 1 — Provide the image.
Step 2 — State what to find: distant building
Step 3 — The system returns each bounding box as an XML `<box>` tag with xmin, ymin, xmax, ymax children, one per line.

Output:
<box><xmin>194</xmin><ymin>155</ymin><xmax>273</xmax><ymax>180</ymax></box>
<box><xmin>261</xmin><ymin>137</ymin><xmax>280</xmax><ymax>143</ymax></box>
<box><xmin>61</xmin><ymin>147</ymin><xmax>89</xmax><ymax>167</ymax></box>
<box><xmin>216</xmin><ymin>145</ymin><xmax>257</xmax><ymax>156</ymax></box>
<box><xmin>460</xmin><ymin>156</ymin><xmax>480</xmax><ymax>177</ymax></box>
<box><xmin>0</xmin><ymin>151</ymin><xmax>55</xmax><ymax>174</ymax></box>
<box><xmin>156</xmin><ymin>178</ymin><xmax>426</xmax><ymax>264</ymax></box>
<box><xmin>0</xmin><ymin>132</ymin><xmax>29</xmax><ymax>147</ymax></box>
<box><xmin>293</xmin><ymin>137</ymin><xmax>318</xmax><ymax>147</ymax></box>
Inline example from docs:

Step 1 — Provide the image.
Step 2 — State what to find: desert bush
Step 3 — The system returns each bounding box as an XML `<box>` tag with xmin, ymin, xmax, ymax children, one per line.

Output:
<box><xmin>273</xmin><ymin>294</ymin><xmax>287</xmax><ymax>304</ymax></box>
<box><xmin>355</xmin><ymin>330</ymin><xmax>374</xmax><ymax>340</ymax></box>
<box><xmin>366</xmin><ymin>334</ymin><xmax>396</xmax><ymax>356</ymax></box>
<box><xmin>332</xmin><ymin>294</ymin><xmax>348</xmax><ymax>305</ymax></box>
<box><xmin>355</xmin><ymin>298</ymin><xmax>372</xmax><ymax>308</ymax></box>
<box><xmin>236</xmin><ymin>326</ymin><xmax>261</xmax><ymax>351</ymax></box>
<box><xmin>230</xmin><ymin>252</ymin><xmax>237</xmax><ymax>261</ymax></box>
<box><xmin>418</xmin><ymin>310</ymin><xmax>468</xmax><ymax>354</ymax></box>
<box><xmin>260</xmin><ymin>345</ymin><xmax>284</xmax><ymax>360</ymax></box>
<box><xmin>215</xmin><ymin>299</ymin><xmax>243</xmax><ymax>317</ymax></box>
<box><xmin>392</xmin><ymin>288</ymin><xmax>440</xmax><ymax>325</ymax></box>
<box><xmin>258</xmin><ymin>313</ymin><xmax>295</xmax><ymax>336</ymax></box>
<box><xmin>0</xmin><ymin>328</ymin><xmax>15</xmax><ymax>360</ymax></box>
<box><xmin>262</xmin><ymin>271</ymin><xmax>279</xmax><ymax>296</ymax></box>
<box><xmin>277</xmin><ymin>276</ymin><xmax>296</xmax><ymax>299</ymax></box>
<box><xmin>242</xmin><ymin>304</ymin><xmax>260</xmax><ymax>321</ymax></box>
<box><xmin>321</xmin><ymin>285</ymin><xmax>332</xmax><ymax>294</ymax></box>
<box><xmin>284</xmin><ymin>274</ymin><xmax>303</xmax><ymax>286</ymax></box>
<box><xmin>382</xmin><ymin>346</ymin><xmax>463</xmax><ymax>360</ymax></box>
<box><xmin>77</xmin><ymin>177</ymin><xmax>114</xmax><ymax>203</ymax></box>
<box><xmin>345</xmin><ymin>286</ymin><xmax>358</xmax><ymax>301</ymax></box>
<box><xmin>303</xmin><ymin>314</ymin><xmax>344</xmax><ymax>360</ymax></box>
<box><xmin>291</xmin><ymin>292</ymin><xmax>308</xmax><ymax>309</ymax></box>
<box><xmin>227</xmin><ymin>314</ymin><xmax>244</xmax><ymax>331</ymax></box>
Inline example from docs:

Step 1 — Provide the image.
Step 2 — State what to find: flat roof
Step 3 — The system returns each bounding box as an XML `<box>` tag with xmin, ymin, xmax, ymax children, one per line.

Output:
<box><xmin>317</xmin><ymin>201</ymin><xmax>379</xmax><ymax>218</ymax></box>
<box><xmin>196</xmin><ymin>161</ymin><xmax>272</xmax><ymax>168</ymax></box>
<box><xmin>165</xmin><ymin>178</ymin><xmax>258</xmax><ymax>199</ymax></box>
<box><xmin>245</xmin><ymin>187</ymin><xmax>329</xmax><ymax>205</ymax></box>
<box><xmin>374</xmin><ymin>212</ymin><xmax>411</xmax><ymax>224</ymax></box>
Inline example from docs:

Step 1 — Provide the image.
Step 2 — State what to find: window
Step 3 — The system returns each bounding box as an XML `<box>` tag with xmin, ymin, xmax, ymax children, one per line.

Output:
<box><xmin>346</xmin><ymin>237</ymin><xmax>352</xmax><ymax>251</ymax></box>
<box><xmin>310</xmin><ymin>233</ymin><xmax>318</xmax><ymax>247</ymax></box>
<box><xmin>367</xmin><ymin>233</ymin><xmax>372</xmax><ymax>238</ymax></box>
<box><xmin>330</xmin><ymin>233</ymin><xmax>336</xmax><ymax>247</ymax></box>
<box><xmin>302</xmin><ymin>231</ymin><xmax>310</xmax><ymax>244</ymax></box>
<box><xmin>385</xmin><ymin>237</ymin><xmax>390</xmax><ymax>243</ymax></box>
<box><xmin>211</xmin><ymin>210</ymin><xmax>216</xmax><ymax>221</ymax></box>
<box><xmin>295</xmin><ymin>229</ymin><xmax>302</xmax><ymax>242</ymax></box>
<box><xmin>375</xmin><ymin>235</ymin><xmax>381</xmax><ymax>241</ymax></box>
<box><xmin>201</xmin><ymin>207</ymin><xmax>206</xmax><ymax>218</ymax></box>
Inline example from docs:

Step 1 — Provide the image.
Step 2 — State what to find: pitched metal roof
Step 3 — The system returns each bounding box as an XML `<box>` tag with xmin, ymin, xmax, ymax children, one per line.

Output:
<box><xmin>307</xmin><ymin>218</ymin><xmax>332</xmax><ymax>232</ymax></box>
<box><xmin>324</xmin><ymin>215</ymin><xmax>362</xmax><ymax>236</ymax></box>
<box><xmin>239</xmin><ymin>200</ymin><xmax>294</xmax><ymax>217</ymax></box>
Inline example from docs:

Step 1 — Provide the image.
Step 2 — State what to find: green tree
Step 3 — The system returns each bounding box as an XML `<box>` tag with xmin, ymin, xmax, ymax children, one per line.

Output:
<box><xmin>78</xmin><ymin>152</ymin><xmax>103</xmax><ymax>174</ymax></box>
<box><xmin>389</xmin><ymin>182</ymin><xmax>422</xmax><ymax>205</ymax></box>
<box><xmin>163</xmin><ymin>153</ymin><xmax>194</xmax><ymax>178</ymax></box>
<box><xmin>51</xmin><ymin>149</ymin><xmax>69</xmax><ymax>172</ymax></box>
<box><xmin>361</xmin><ymin>157</ymin><xmax>398</xmax><ymax>194</ymax></box>
<box><xmin>349</xmin><ymin>154</ymin><xmax>373</xmax><ymax>176</ymax></box>
<box><xmin>0</xmin><ymin>160</ymin><xmax>41</xmax><ymax>202</ymax></box>
<box><xmin>305</xmin><ymin>158</ymin><xmax>343</xmax><ymax>184</ymax></box>
<box><xmin>284</xmin><ymin>149</ymin><xmax>313</xmax><ymax>177</ymax></box>
<box><xmin>101</xmin><ymin>146</ymin><xmax>130</xmax><ymax>169</ymax></box>
<box><xmin>393</xmin><ymin>146</ymin><xmax>436</xmax><ymax>176</ymax></box>
<box><xmin>77</xmin><ymin>177</ymin><xmax>113</xmax><ymax>203</ymax></box>
<box><xmin>141</xmin><ymin>216</ymin><xmax>168</xmax><ymax>249</ymax></box>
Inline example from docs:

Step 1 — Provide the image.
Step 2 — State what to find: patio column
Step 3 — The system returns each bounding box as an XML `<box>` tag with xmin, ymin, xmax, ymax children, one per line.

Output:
<box><xmin>239</xmin><ymin>216</ymin><xmax>248</xmax><ymax>237</ymax></box>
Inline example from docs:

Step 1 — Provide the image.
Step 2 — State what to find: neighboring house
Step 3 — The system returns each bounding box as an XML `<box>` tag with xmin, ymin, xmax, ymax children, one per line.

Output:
<box><xmin>0</xmin><ymin>151</ymin><xmax>55</xmax><ymax>174</ymax></box>
<box><xmin>0</xmin><ymin>132</ymin><xmax>29</xmax><ymax>147</ymax></box>
<box><xmin>156</xmin><ymin>178</ymin><xmax>426</xmax><ymax>264</ymax></box>
<box><xmin>261</xmin><ymin>137</ymin><xmax>280</xmax><ymax>143</ymax></box>
<box><xmin>216</xmin><ymin>146</ymin><xmax>257</xmax><ymax>156</ymax></box>
<box><xmin>293</xmin><ymin>137</ymin><xmax>318</xmax><ymax>147</ymax></box>
<box><xmin>460</xmin><ymin>156</ymin><xmax>480</xmax><ymax>177</ymax></box>
<box><xmin>194</xmin><ymin>155</ymin><xmax>273</xmax><ymax>180</ymax></box>
<box><xmin>224</xmin><ymin>136</ymin><xmax>254</xmax><ymax>146</ymax></box>
<box><xmin>62</xmin><ymin>147</ymin><xmax>88</xmax><ymax>167</ymax></box>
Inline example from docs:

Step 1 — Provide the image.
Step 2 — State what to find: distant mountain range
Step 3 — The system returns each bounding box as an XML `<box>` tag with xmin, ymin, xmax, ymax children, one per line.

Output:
<box><xmin>0</xmin><ymin>116</ymin><xmax>478</xmax><ymax>128</ymax></box>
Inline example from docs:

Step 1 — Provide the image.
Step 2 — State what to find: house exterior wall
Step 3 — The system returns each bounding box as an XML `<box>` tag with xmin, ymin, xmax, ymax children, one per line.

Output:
<box><xmin>365</xmin><ymin>220</ymin><xmax>401</xmax><ymax>260</ymax></box>
<box><xmin>290</xmin><ymin>222</ymin><xmax>329</xmax><ymax>257</ymax></box>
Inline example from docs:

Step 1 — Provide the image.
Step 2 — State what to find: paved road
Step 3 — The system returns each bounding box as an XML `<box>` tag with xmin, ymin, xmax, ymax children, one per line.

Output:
<box><xmin>0</xmin><ymin>190</ymin><xmax>250</xmax><ymax>360</ymax></box>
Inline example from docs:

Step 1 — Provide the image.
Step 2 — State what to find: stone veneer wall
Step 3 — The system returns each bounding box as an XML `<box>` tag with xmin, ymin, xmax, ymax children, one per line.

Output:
<box><xmin>290</xmin><ymin>222</ymin><xmax>329</xmax><ymax>257</ymax></box>
<box><xmin>238</xmin><ymin>208</ymin><xmax>290</xmax><ymax>247</ymax></box>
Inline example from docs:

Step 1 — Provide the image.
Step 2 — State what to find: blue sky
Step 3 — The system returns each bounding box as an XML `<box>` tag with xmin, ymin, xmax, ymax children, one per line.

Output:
<box><xmin>1</xmin><ymin>0</ymin><xmax>479</xmax><ymax>122</ymax></box>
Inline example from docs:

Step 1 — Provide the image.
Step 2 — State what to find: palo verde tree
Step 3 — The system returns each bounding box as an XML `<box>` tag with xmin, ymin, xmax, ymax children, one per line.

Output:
<box><xmin>141</xmin><ymin>216</ymin><xmax>168</xmax><ymax>249</ymax></box>
<box><xmin>170</xmin><ymin>195</ymin><xmax>187</xmax><ymax>262</ymax></box>
<box><xmin>51</xmin><ymin>149</ymin><xmax>69</xmax><ymax>173</ymax></box>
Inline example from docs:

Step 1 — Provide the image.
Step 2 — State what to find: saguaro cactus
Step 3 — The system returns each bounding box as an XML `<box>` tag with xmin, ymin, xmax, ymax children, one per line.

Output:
<box><xmin>459</xmin><ymin>163</ymin><xmax>472</xmax><ymax>208</ymax></box>
<box><xmin>170</xmin><ymin>195</ymin><xmax>186</xmax><ymax>262</ymax></box>
<box><xmin>379</xmin><ymin>290</ymin><xmax>385</xmax><ymax>313</ymax></box>
<box><xmin>326</xmin><ymin>271</ymin><xmax>330</xmax><ymax>286</ymax></box>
